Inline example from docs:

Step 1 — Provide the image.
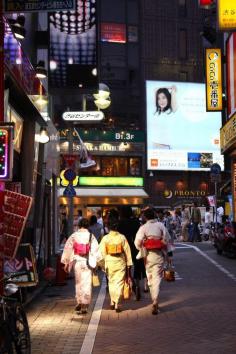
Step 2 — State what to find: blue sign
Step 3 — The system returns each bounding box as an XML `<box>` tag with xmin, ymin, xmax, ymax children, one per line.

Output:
<box><xmin>63</xmin><ymin>185</ymin><xmax>76</xmax><ymax>197</ymax></box>
<box><xmin>64</xmin><ymin>168</ymin><xmax>76</xmax><ymax>182</ymax></box>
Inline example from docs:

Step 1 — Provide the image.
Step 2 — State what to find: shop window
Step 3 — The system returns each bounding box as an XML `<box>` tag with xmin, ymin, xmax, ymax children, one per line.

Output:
<box><xmin>129</xmin><ymin>158</ymin><xmax>141</xmax><ymax>176</ymax></box>
<box><xmin>101</xmin><ymin>157</ymin><xmax>128</xmax><ymax>176</ymax></box>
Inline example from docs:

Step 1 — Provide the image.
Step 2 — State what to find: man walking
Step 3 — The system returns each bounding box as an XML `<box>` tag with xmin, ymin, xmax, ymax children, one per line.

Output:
<box><xmin>190</xmin><ymin>202</ymin><xmax>202</xmax><ymax>242</ymax></box>
<box><xmin>181</xmin><ymin>205</ymin><xmax>190</xmax><ymax>241</ymax></box>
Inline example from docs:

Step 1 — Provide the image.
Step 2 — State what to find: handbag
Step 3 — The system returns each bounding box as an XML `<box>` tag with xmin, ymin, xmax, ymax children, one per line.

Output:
<box><xmin>123</xmin><ymin>279</ymin><xmax>132</xmax><ymax>300</ymax></box>
<box><xmin>87</xmin><ymin>233</ymin><xmax>96</xmax><ymax>269</ymax></box>
<box><xmin>136</xmin><ymin>247</ymin><xmax>147</xmax><ymax>259</ymax></box>
<box><xmin>92</xmin><ymin>272</ymin><xmax>100</xmax><ymax>287</ymax></box>
<box><xmin>163</xmin><ymin>265</ymin><xmax>175</xmax><ymax>282</ymax></box>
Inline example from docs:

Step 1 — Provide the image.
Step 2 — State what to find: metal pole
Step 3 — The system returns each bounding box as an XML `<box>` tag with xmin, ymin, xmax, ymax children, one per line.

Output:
<box><xmin>215</xmin><ymin>181</ymin><xmax>218</xmax><ymax>226</ymax></box>
<box><xmin>68</xmin><ymin>128</ymin><xmax>74</xmax><ymax>235</ymax></box>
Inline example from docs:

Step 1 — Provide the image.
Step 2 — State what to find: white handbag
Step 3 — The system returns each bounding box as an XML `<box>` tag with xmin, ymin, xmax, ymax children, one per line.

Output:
<box><xmin>136</xmin><ymin>247</ymin><xmax>147</xmax><ymax>260</ymax></box>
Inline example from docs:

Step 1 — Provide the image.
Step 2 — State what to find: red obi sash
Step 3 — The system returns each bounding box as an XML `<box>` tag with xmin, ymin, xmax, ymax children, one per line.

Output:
<box><xmin>73</xmin><ymin>242</ymin><xmax>90</xmax><ymax>256</ymax></box>
<box><xmin>143</xmin><ymin>238</ymin><xmax>166</xmax><ymax>250</ymax></box>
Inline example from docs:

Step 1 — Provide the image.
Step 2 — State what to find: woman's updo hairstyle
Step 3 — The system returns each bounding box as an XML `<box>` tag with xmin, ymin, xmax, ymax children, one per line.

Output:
<box><xmin>107</xmin><ymin>215</ymin><xmax>119</xmax><ymax>231</ymax></box>
<box><xmin>78</xmin><ymin>217</ymin><xmax>89</xmax><ymax>229</ymax></box>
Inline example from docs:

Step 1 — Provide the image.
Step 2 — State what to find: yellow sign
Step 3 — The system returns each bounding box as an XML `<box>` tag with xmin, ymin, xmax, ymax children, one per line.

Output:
<box><xmin>205</xmin><ymin>48</ymin><xmax>222</xmax><ymax>111</ymax></box>
<box><xmin>220</xmin><ymin>113</ymin><xmax>236</xmax><ymax>153</ymax></box>
<box><xmin>218</xmin><ymin>0</ymin><xmax>236</xmax><ymax>30</ymax></box>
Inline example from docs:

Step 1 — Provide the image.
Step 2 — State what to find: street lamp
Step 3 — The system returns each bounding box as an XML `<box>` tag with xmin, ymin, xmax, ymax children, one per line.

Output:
<box><xmin>93</xmin><ymin>83</ymin><xmax>111</xmax><ymax>109</ymax></box>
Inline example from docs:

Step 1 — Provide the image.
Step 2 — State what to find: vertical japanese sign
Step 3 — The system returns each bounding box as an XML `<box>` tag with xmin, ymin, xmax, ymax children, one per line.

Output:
<box><xmin>3</xmin><ymin>190</ymin><xmax>32</xmax><ymax>259</ymax></box>
<box><xmin>205</xmin><ymin>48</ymin><xmax>223</xmax><ymax>111</ymax></box>
<box><xmin>226</xmin><ymin>32</ymin><xmax>236</xmax><ymax>119</ymax></box>
<box><xmin>233</xmin><ymin>160</ymin><xmax>236</xmax><ymax>221</ymax></box>
<box><xmin>218</xmin><ymin>0</ymin><xmax>236</xmax><ymax>31</ymax></box>
<box><xmin>0</xmin><ymin>125</ymin><xmax>14</xmax><ymax>181</ymax></box>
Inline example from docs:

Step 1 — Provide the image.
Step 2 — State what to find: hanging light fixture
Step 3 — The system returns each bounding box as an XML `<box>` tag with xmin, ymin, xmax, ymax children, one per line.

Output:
<box><xmin>93</xmin><ymin>83</ymin><xmax>111</xmax><ymax>110</ymax></box>
<box><xmin>35</xmin><ymin>61</ymin><xmax>47</xmax><ymax>79</ymax></box>
<box><xmin>8</xmin><ymin>15</ymin><xmax>26</xmax><ymax>40</ymax></box>
<box><xmin>38</xmin><ymin>127</ymin><xmax>49</xmax><ymax>144</ymax></box>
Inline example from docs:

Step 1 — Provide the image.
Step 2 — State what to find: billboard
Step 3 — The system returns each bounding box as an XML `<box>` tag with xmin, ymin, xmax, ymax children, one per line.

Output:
<box><xmin>146</xmin><ymin>81</ymin><xmax>224</xmax><ymax>171</ymax></box>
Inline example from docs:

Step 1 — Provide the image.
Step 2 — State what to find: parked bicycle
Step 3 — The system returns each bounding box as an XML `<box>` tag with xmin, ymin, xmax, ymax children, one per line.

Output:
<box><xmin>0</xmin><ymin>271</ymin><xmax>31</xmax><ymax>354</ymax></box>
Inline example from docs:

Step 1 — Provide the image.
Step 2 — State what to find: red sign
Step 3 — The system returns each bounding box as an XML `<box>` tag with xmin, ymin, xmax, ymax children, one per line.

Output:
<box><xmin>2</xmin><ymin>190</ymin><xmax>32</xmax><ymax>259</ymax></box>
<box><xmin>101</xmin><ymin>23</ymin><xmax>126</xmax><ymax>43</ymax></box>
<box><xmin>63</xmin><ymin>154</ymin><xmax>78</xmax><ymax>168</ymax></box>
<box><xmin>199</xmin><ymin>0</ymin><xmax>214</xmax><ymax>8</ymax></box>
<box><xmin>226</xmin><ymin>33</ymin><xmax>236</xmax><ymax>119</ymax></box>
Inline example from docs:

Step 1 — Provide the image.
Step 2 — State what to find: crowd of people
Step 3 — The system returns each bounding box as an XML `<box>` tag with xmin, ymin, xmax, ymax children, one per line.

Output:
<box><xmin>60</xmin><ymin>203</ymin><xmax>225</xmax><ymax>316</ymax></box>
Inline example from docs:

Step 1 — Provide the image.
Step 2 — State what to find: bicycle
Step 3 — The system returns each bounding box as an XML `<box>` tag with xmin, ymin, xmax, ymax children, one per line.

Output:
<box><xmin>0</xmin><ymin>271</ymin><xmax>31</xmax><ymax>354</ymax></box>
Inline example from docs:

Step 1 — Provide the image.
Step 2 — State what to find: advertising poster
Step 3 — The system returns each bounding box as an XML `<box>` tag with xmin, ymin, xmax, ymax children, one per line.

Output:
<box><xmin>146</xmin><ymin>81</ymin><xmax>224</xmax><ymax>171</ymax></box>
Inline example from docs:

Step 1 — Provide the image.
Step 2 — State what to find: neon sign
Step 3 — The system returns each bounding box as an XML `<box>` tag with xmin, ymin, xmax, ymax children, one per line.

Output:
<box><xmin>0</xmin><ymin>126</ymin><xmax>14</xmax><ymax>181</ymax></box>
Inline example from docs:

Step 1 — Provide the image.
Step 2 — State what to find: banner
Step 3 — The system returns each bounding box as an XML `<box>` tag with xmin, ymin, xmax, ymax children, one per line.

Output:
<box><xmin>205</xmin><ymin>48</ymin><xmax>223</xmax><ymax>111</ymax></box>
<box><xmin>4</xmin><ymin>0</ymin><xmax>75</xmax><ymax>12</ymax></box>
<box><xmin>226</xmin><ymin>32</ymin><xmax>236</xmax><ymax>119</ymax></box>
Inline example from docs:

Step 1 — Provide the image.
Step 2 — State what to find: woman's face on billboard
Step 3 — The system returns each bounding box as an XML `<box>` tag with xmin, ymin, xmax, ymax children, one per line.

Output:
<box><xmin>157</xmin><ymin>92</ymin><xmax>168</xmax><ymax>111</ymax></box>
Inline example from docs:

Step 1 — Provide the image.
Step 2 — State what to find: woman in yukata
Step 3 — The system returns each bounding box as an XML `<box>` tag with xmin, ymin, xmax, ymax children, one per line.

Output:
<box><xmin>61</xmin><ymin>218</ymin><xmax>101</xmax><ymax>314</ymax></box>
<box><xmin>99</xmin><ymin>214</ymin><xmax>133</xmax><ymax>313</ymax></box>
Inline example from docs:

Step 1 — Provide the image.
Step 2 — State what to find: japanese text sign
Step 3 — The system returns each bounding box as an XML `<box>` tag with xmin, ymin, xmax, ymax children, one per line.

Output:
<box><xmin>205</xmin><ymin>48</ymin><xmax>223</xmax><ymax>111</ymax></box>
<box><xmin>218</xmin><ymin>0</ymin><xmax>236</xmax><ymax>30</ymax></box>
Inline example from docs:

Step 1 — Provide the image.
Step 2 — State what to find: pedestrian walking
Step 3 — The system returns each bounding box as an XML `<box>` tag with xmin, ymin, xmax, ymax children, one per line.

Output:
<box><xmin>190</xmin><ymin>202</ymin><xmax>202</xmax><ymax>242</ymax></box>
<box><xmin>134</xmin><ymin>208</ymin><xmax>171</xmax><ymax>315</ymax></box>
<box><xmin>61</xmin><ymin>218</ymin><xmax>101</xmax><ymax>314</ymax></box>
<box><xmin>99</xmin><ymin>214</ymin><xmax>133</xmax><ymax>313</ymax></box>
<box><xmin>89</xmin><ymin>215</ymin><xmax>104</xmax><ymax>242</ymax></box>
<box><xmin>203</xmin><ymin>206</ymin><xmax>211</xmax><ymax>240</ymax></box>
<box><xmin>181</xmin><ymin>204</ymin><xmax>190</xmax><ymax>241</ymax></box>
<box><xmin>118</xmin><ymin>206</ymin><xmax>148</xmax><ymax>301</ymax></box>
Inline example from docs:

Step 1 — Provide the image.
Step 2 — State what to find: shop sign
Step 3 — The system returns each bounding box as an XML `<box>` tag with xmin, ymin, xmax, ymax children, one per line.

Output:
<box><xmin>163</xmin><ymin>189</ymin><xmax>206</xmax><ymax>199</ymax></box>
<box><xmin>4</xmin><ymin>244</ymin><xmax>38</xmax><ymax>287</ymax></box>
<box><xmin>60</xmin><ymin>129</ymin><xmax>145</xmax><ymax>142</ymax></box>
<box><xmin>205</xmin><ymin>48</ymin><xmax>222</xmax><ymax>111</ymax></box>
<box><xmin>62</xmin><ymin>111</ymin><xmax>104</xmax><ymax>122</ymax></box>
<box><xmin>2</xmin><ymin>191</ymin><xmax>33</xmax><ymax>259</ymax></box>
<box><xmin>218</xmin><ymin>0</ymin><xmax>236</xmax><ymax>30</ymax></box>
<box><xmin>4</xmin><ymin>0</ymin><xmax>75</xmax><ymax>12</ymax></box>
<box><xmin>101</xmin><ymin>23</ymin><xmax>126</xmax><ymax>43</ymax></box>
<box><xmin>220</xmin><ymin>113</ymin><xmax>236</xmax><ymax>153</ymax></box>
<box><xmin>233</xmin><ymin>161</ymin><xmax>236</xmax><ymax>221</ymax></box>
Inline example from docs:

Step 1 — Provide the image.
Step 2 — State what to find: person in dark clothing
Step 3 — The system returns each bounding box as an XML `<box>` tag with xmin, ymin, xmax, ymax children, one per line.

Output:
<box><xmin>118</xmin><ymin>206</ymin><xmax>147</xmax><ymax>300</ymax></box>
<box><xmin>60</xmin><ymin>213</ymin><xmax>69</xmax><ymax>244</ymax></box>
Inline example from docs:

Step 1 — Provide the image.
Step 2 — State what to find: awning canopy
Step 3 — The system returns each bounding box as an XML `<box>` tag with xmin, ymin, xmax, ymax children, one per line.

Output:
<box><xmin>58</xmin><ymin>187</ymin><xmax>149</xmax><ymax>205</ymax></box>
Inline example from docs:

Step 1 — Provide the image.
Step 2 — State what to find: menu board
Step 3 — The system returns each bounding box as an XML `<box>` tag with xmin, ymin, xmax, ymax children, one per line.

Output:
<box><xmin>2</xmin><ymin>190</ymin><xmax>32</xmax><ymax>259</ymax></box>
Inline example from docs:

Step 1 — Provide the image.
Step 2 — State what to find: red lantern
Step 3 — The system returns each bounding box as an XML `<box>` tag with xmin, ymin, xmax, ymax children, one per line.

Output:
<box><xmin>199</xmin><ymin>0</ymin><xmax>214</xmax><ymax>9</ymax></box>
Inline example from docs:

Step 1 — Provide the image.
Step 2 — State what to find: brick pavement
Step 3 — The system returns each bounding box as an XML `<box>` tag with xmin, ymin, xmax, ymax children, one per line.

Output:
<box><xmin>27</xmin><ymin>244</ymin><xmax>236</xmax><ymax>354</ymax></box>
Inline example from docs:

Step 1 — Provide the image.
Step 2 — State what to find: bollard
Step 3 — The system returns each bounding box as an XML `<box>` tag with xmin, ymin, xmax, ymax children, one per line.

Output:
<box><xmin>55</xmin><ymin>253</ymin><xmax>67</xmax><ymax>286</ymax></box>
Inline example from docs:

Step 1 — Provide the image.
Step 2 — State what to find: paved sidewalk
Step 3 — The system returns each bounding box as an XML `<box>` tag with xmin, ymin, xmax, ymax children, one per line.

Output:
<box><xmin>27</xmin><ymin>244</ymin><xmax>236</xmax><ymax>354</ymax></box>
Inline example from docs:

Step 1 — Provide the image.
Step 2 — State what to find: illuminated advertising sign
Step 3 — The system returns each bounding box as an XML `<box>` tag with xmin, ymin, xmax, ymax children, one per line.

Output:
<box><xmin>226</xmin><ymin>32</ymin><xmax>236</xmax><ymax>119</ymax></box>
<box><xmin>205</xmin><ymin>48</ymin><xmax>222</xmax><ymax>111</ymax></box>
<box><xmin>0</xmin><ymin>126</ymin><xmax>14</xmax><ymax>181</ymax></box>
<box><xmin>218</xmin><ymin>0</ymin><xmax>236</xmax><ymax>30</ymax></box>
<box><xmin>101</xmin><ymin>23</ymin><xmax>126</xmax><ymax>43</ymax></box>
<box><xmin>146</xmin><ymin>81</ymin><xmax>224</xmax><ymax>171</ymax></box>
<box><xmin>79</xmin><ymin>177</ymin><xmax>143</xmax><ymax>187</ymax></box>
<box><xmin>4</xmin><ymin>0</ymin><xmax>75</xmax><ymax>12</ymax></box>
<box><xmin>220</xmin><ymin>113</ymin><xmax>236</xmax><ymax>153</ymax></box>
<box><xmin>198</xmin><ymin>0</ymin><xmax>214</xmax><ymax>9</ymax></box>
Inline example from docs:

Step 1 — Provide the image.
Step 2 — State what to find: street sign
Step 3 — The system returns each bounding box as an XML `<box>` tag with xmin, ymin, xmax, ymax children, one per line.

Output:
<box><xmin>63</xmin><ymin>185</ymin><xmax>76</xmax><ymax>197</ymax></box>
<box><xmin>4</xmin><ymin>0</ymin><xmax>76</xmax><ymax>12</ymax></box>
<box><xmin>210</xmin><ymin>163</ymin><xmax>221</xmax><ymax>175</ymax></box>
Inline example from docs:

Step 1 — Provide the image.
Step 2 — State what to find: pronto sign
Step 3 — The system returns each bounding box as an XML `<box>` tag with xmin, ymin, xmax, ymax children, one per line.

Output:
<box><xmin>62</xmin><ymin>111</ymin><xmax>104</xmax><ymax>122</ymax></box>
<box><xmin>218</xmin><ymin>0</ymin><xmax>236</xmax><ymax>30</ymax></box>
<box><xmin>205</xmin><ymin>48</ymin><xmax>223</xmax><ymax>111</ymax></box>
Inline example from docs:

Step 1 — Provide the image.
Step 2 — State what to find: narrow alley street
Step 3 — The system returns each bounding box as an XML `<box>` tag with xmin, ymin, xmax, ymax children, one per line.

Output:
<box><xmin>27</xmin><ymin>243</ymin><xmax>236</xmax><ymax>354</ymax></box>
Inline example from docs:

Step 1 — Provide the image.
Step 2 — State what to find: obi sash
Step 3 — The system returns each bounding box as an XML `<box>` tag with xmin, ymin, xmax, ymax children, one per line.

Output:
<box><xmin>106</xmin><ymin>243</ymin><xmax>123</xmax><ymax>255</ymax></box>
<box><xmin>143</xmin><ymin>238</ymin><xmax>166</xmax><ymax>250</ymax></box>
<box><xmin>73</xmin><ymin>242</ymin><xmax>90</xmax><ymax>256</ymax></box>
